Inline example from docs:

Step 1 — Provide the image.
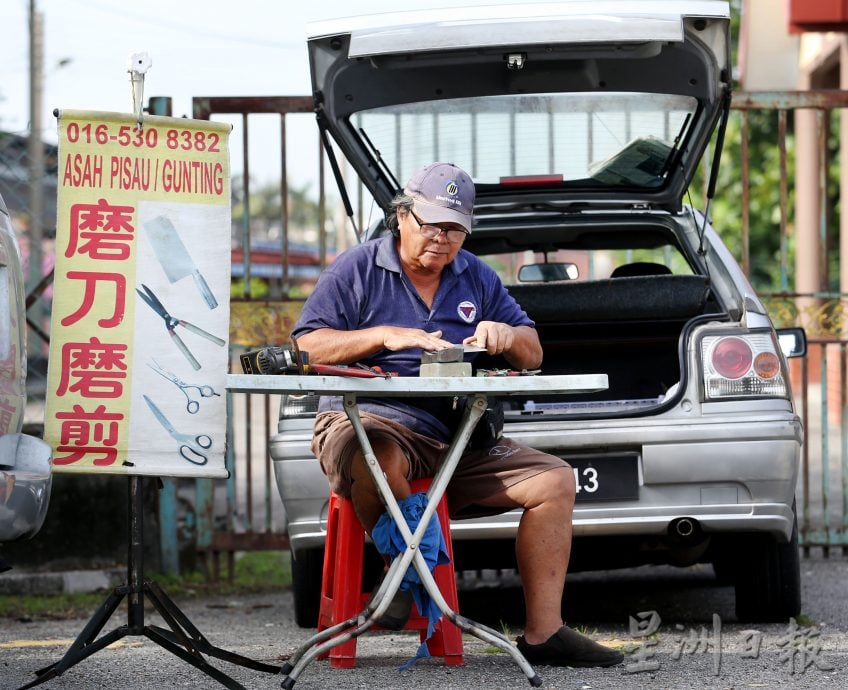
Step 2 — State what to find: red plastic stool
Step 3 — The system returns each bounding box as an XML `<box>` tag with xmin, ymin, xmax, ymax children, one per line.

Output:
<box><xmin>317</xmin><ymin>477</ymin><xmax>464</xmax><ymax>668</ymax></box>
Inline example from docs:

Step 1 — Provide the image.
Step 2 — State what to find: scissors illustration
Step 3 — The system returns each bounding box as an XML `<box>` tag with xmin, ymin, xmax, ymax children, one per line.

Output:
<box><xmin>136</xmin><ymin>284</ymin><xmax>225</xmax><ymax>370</ymax></box>
<box><xmin>147</xmin><ymin>359</ymin><xmax>220</xmax><ymax>414</ymax></box>
<box><xmin>143</xmin><ymin>394</ymin><xmax>211</xmax><ymax>465</ymax></box>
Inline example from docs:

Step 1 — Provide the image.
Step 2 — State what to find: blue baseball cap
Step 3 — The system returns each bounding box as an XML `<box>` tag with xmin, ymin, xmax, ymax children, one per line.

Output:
<box><xmin>404</xmin><ymin>162</ymin><xmax>475</xmax><ymax>233</ymax></box>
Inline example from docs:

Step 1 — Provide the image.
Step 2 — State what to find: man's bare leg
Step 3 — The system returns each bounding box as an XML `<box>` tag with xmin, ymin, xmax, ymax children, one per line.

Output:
<box><xmin>347</xmin><ymin>437</ymin><xmax>414</xmax><ymax>629</ymax></box>
<box><xmin>477</xmin><ymin>465</ymin><xmax>623</xmax><ymax>666</ymax></box>
<box><xmin>349</xmin><ymin>437</ymin><xmax>411</xmax><ymax>531</ymax></box>
<box><xmin>477</xmin><ymin>466</ymin><xmax>574</xmax><ymax>642</ymax></box>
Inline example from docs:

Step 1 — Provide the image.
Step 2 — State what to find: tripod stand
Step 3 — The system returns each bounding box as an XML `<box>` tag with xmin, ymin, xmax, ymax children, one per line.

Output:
<box><xmin>17</xmin><ymin>476</ymin><xmax>280</xmax><ymax>689</ymax></box>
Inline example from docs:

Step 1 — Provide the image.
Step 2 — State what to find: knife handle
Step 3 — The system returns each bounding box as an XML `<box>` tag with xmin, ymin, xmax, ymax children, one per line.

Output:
<box><xmin>192</xmin><ymin>270</ymin><xmax>218</xmax><ymax>310</ymax></box>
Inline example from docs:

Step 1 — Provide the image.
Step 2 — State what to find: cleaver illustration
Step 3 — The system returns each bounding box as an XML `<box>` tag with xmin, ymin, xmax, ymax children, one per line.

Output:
<box><xmin>144</xmin><ymin>215</ymin><xmax>218</xmax><ymax>309</ymax></box>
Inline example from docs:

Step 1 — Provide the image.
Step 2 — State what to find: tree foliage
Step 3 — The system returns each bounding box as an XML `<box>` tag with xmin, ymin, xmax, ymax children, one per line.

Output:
<box><xmin>685</xmin><ymin>0</ymin><xmax>829</xmax><ymax>294</ymax></box>
<box><xmin>689</xmin><ymin>109</ymin><xmax>797</xmax><ymax>291</ymax></box>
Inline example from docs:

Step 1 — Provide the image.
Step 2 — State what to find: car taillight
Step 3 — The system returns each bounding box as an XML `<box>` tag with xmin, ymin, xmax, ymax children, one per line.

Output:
<box><xmin>701</xmin><ymin>333</ymin><xmax>788</xmax><ymax>400</ymax></box>
<box><xmin>753</xmin><ymin>351</ymin><xmax>781</xmax><ymax>379</ymax></box>
<box><xmin>712</xmin><ymin>337</ymin><xmax>752</xmax><ymax>379</ymax></box>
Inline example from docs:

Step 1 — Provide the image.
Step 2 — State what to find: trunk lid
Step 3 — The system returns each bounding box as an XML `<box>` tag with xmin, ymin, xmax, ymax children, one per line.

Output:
<box><xmin>308</xmin><ymin>1</ymin><xmax>731</xmax><ymax>216</ymax></box>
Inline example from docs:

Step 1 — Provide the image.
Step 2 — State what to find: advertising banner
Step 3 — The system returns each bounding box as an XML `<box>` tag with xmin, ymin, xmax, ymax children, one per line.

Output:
<box><xmin>44</xmin><ymin>110</ymin><xmax>231</xmax><ymax>478</ymax></box>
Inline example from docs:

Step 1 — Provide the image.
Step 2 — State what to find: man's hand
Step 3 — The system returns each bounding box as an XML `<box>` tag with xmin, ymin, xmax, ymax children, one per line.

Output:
<box><xmin>463</xmin><ymin>322</ymin><xmax>543</xmax><ymax>370</ymax></box>
<box><xmin>382</xmin><ymin>327</ymin><xmax>453</xmax><ymax>353</ymax></box>
<box><xmin>463</xmin><ymin>321</ymin><xmax>515</xmax><ymax>355</ymax></box>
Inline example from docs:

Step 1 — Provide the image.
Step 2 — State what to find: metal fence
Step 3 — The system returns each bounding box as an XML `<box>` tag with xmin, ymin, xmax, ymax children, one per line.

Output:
<box><xmin>9</xmin><ymin>89</ymin><xmax>848</xmax><ymax>574</ymax></box>
<box><xmin>192</xmin><ymin>90</ymin><xmax>848</xmax><ymax>565</ymax></box>
<box><xmin>729</xmin><ymin>91</ymin><xmax>848</xmax><ymax>554</ymax></box>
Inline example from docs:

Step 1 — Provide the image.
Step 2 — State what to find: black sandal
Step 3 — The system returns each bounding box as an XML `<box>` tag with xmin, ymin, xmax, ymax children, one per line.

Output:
<box><xmin>517</xmin><ymin>625</ymin><xmax>624</xmax><ymax>668</ymax></box>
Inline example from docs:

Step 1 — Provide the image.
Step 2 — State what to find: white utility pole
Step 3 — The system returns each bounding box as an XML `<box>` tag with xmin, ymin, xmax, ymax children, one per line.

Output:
<box><xmin>27</xmin><ymin>1</ymin><xmax>44</xmax><ymax>304</ymax></box>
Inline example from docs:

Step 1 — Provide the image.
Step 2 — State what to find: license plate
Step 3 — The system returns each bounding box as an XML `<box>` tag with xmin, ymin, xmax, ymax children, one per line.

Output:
<box><xmin>567</xmin><ymin>453</ymin><xmax>639</xmax><ymax>503</ymax></box>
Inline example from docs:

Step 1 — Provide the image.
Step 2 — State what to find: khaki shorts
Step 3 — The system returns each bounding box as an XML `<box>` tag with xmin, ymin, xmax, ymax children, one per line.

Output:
<box><xmin>311</xmin><ymin>411</ymin><xmax>566</xmax><ymax>518</ymax></box>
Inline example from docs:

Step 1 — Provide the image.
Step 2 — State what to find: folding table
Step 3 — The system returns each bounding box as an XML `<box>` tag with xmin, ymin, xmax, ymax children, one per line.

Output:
<box><xmin>226</xmin><ymin>372</ymin><xmax>608</xmax><ymax>688</ymax></box>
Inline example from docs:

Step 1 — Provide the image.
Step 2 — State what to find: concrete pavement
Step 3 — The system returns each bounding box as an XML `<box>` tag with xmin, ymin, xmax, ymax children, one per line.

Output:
<box><xmin>1</xmin><ymin>557</ymin><xmax>846</xmax><ymax>689</ymax></box>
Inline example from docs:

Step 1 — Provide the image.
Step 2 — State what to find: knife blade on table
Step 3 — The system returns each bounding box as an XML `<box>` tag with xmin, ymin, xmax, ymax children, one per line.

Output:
<box><xmin>144</xmin><ymin>215</ymin><xmax>218</xmax><ymax>309</ymax></box>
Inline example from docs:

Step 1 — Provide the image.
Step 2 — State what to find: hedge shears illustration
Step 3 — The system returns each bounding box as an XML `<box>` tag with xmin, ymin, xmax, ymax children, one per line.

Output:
<box><xmin>136</xmin><ymin>284</ymin><xmax>225</xmax><ymax>370</ymax></box>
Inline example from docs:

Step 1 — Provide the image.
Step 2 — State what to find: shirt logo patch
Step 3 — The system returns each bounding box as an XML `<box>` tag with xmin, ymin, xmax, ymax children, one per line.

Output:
<box><xmin>457</xmin><ymin>300</ymin><xmax>477</xmax><ymax>323</ymax></box>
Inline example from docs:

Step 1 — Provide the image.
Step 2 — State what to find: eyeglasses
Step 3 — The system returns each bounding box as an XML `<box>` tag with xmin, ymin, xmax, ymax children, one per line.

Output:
<box><xmin>407</xmin><ymin>210</ymin><xmax>469</xmax><ymax>244</ymax></box>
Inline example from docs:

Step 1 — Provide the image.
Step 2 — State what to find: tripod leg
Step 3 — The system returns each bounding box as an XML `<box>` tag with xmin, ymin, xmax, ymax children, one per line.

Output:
<box><xmin>145</xmin><ymin>580</ymin><xmax>281</xmax><ymax>673</ymax></box>
<box><xmin>17</xmin><ymin>477</ymin><xmax>277</xmax><ymax>690</ymax></box>
<box><xmin>21</xmin><ymin>585</ymin><xmax>127</xmax><ymax>684</ymax></box>
<box><xmin>18</xmin><ymin>626</ymin><xmax>128</xmax><ymax>690</ymax></box>
<box><xmin>144</xmin><ymin>626</ymin><xmax>247</xmax><ymax>690</ymax></box>
<box><xmin>146</xmin><ymin>579</ymin><xmax>207</xmax><ymax>643</ymax></box>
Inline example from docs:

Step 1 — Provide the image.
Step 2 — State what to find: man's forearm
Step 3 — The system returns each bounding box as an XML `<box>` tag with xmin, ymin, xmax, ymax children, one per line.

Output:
<box><xmin>295</xmin><ymin>326</ymin><xmax>453</xmax><ymax>365</ymax></box>
<box><xmin>504</xmin><ymin>325</ymin><xmax>544</xmax><ymax>370</ymax></box>
<box><xmin>295</xmin><ymin>328</ymin><xmax>386</xmax><ymax>365</ymax></box>
<box><xmin>296</xmin><ymin>324</ymin><xmax>540</xmax><ymax>369</ymax></box>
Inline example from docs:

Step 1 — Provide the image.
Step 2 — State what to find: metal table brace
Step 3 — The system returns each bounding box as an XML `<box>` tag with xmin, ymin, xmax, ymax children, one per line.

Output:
<box><xmin>225</xmin><ymin>373</ymin><xmax>608</xmax><ymax>689</ymax></box>
<box><xmin>282</xmin><ymin>393</ymin><xmax>543</xmax><ymax>688</ymax></box>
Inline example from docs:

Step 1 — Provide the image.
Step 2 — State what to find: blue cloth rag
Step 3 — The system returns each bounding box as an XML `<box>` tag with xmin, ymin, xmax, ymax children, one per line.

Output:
<box><xmin>371</xmin><ymin>491</ymin><xmax>451</xmax><ymax>669</ymax></box>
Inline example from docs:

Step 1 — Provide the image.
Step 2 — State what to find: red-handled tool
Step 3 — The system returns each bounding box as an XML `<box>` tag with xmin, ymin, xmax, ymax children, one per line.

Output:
<box><xmin>290</xmin><ymin>337</ymin><xmax>393</xmax><ymax>378</ymax></box>
<box><xmin>240</xmin><ymin>342</ymin><xmax>395</xmax><ymax>378</ymax></box>
<box><xmin>305</xmin><ymin>363</ymin><xmax>390</xmax><ymax>378</ymax></box>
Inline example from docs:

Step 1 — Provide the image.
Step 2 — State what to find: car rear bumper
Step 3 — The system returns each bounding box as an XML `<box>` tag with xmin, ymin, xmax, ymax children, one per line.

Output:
<box><xmin>271</xmin><ymin>412</ymin><xmax>802</xmax><ymax>554</ymax></box>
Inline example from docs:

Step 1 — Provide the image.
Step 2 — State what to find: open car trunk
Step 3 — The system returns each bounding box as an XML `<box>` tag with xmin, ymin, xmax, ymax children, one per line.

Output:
<box><xmin>458</xmin><ymin>209</ymin><xmax>728</xmax><ymax>419</ymax></box>
<box><xmin>473</xmin><ymin>273</ymin><xmax>722</xmax><ymax>418</ymax></box>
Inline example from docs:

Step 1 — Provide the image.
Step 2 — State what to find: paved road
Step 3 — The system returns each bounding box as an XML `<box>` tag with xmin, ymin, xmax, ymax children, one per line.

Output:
<box><xmin>2</xmin><ymin>556</ymin><xmax>846</xmax><ymax>689</ymax></box>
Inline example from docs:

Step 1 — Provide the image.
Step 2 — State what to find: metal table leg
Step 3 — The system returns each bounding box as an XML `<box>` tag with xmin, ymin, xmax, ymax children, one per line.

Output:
<box><xmin>281</xmin><ymin>393</ymin><xmax>542</xmax><ymax>688</ymax></box>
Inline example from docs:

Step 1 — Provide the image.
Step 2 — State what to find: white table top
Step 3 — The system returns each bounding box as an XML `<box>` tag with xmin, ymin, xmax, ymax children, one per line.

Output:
<box><xmin>226</xmin><ymin>373</ymin><xmax>607</xmax><ymax>397</ymax></box>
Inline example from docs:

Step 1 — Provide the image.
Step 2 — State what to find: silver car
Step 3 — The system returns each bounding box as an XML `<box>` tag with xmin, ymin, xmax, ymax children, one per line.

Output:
<box><xmin>271</xmin><ymin>1</ymin><xmax>805</xmax><ymax>627</ymax></box>
<box><xmin>0</xmin><ymin>191</ymin><xmax>52</xmax><ymax>562</ymax></box>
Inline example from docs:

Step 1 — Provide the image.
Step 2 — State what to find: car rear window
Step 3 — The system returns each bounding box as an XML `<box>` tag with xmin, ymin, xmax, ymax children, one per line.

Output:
<box><xmin>354</xmin><ymin>92</ymin><xmax>697</xmax><ymax>190</ymax></box>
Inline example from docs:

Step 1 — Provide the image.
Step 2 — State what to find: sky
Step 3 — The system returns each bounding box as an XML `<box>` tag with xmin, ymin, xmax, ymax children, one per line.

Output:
<box><xmin>2</xmin><ymin>0</ymin><xmax>550</xmax><ymax>192</ymax></box>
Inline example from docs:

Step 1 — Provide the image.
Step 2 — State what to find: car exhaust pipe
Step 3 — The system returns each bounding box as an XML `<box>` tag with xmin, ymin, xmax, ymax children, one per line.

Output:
<box><xmin>670</xmin><ymin>517</ymin><xmax>699</xmax><ymax>540</ymax></box>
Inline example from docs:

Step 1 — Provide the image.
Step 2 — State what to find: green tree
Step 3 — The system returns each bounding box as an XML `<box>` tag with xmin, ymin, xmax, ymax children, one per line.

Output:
<box><xmin>690</xmin><ymin>109</ymin><xmax>797</xmax><ymax>291</ymax></box>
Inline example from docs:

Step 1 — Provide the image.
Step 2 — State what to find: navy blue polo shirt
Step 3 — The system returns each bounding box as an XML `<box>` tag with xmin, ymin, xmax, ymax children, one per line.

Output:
<box><xmin>292</xmin><ymin>235</ymin><xmax>533</xmax><ymax>441</ymax></box>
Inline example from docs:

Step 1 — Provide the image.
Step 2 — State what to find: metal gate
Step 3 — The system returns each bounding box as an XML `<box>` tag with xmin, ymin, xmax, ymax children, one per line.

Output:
<box><xmin>729</xmin><ymin>91</ymin><xmax>848</xmax><ymax>555</ymax></box>
<box><xmin>186</xmin><ymin>96</ymin><xmax>317</xmax><ymax>578</ymax></box>
<box><xmin>18</xmin><ymin>89</ymin><xmax>848</xmax><ymax>573</ymax></box>
<box><xmin>183</xmin><ymin>89</ymin><xmax>848</xmax><ymax>569</ymax></box>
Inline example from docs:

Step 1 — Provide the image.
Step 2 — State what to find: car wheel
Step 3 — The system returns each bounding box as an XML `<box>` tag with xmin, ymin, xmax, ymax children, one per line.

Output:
<box><xmin>733</xmin><ymin>509</ymin><xmax>801</xmax><ymax>623</ymax></box>
<box><xmin>292</xmin><ymin>547</ymin><xmax>324</xmax><ymax>628</ymax></box>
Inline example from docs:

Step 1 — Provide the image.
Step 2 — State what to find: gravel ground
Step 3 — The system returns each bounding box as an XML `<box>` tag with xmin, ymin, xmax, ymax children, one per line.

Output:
<box><xmin>1</xmin><ymin>555</ymin><xmax>846</xmax><ymax>690</ymax></box>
